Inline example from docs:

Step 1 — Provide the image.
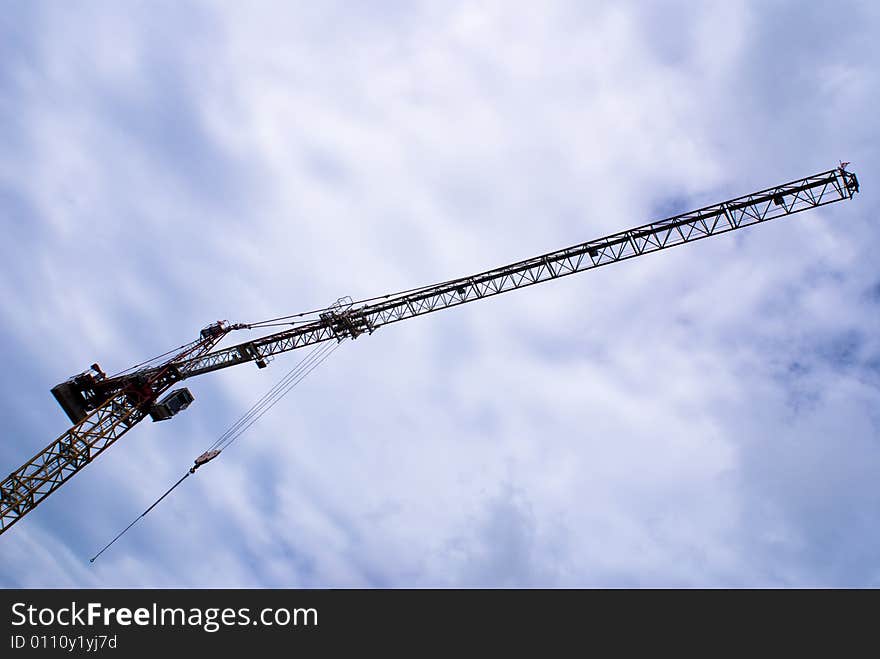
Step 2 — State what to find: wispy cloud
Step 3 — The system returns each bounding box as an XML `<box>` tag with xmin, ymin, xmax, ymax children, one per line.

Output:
<box><xmin>1</xmin><ymin>0</ymin><xmax>878</xmax><ymax>587</ymax></box>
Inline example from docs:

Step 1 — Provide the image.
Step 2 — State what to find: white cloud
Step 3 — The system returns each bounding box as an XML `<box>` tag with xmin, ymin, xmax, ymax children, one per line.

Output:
<box><xmin>0</xmin><ymin>0</ymin><xmax>878</xmax><ymax>587</ymax></box>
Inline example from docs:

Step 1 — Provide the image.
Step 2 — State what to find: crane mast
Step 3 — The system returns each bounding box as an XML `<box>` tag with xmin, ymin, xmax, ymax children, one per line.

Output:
<box><xmin>0</xmin><ymin>166</ymin><xmax>860</xmax><ymax>536</ymax></box>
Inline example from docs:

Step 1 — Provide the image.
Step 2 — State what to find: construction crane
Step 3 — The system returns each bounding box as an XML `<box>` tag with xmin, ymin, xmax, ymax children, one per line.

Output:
<box><xmin>0</xmin><ymin>166</ymin><xmax>860</xmax><ymax>537</ymax></box>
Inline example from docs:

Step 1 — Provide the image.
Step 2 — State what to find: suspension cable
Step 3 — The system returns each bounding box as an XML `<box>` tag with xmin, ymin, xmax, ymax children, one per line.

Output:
<box><xmin>244</xmin><ymin>271</ymin><xmax>484</xmax><ymax>329</ymax></box>
<box><xmin>108</xmin><ymin>340</ymin><xmax>195</xmax><ymax>378</ymax></box>
<box><xmin>89</xmin><ymin>338</ymin><xmax>346</xmax><ymax>563</ymax></box>
<box><xmin>207</xmin><ymin>340</ymin><xmax>339</xmax><ymax>452</ymax></box>
<box><xmin>89</xmin><ymin>471</ymin><xmax>190</xmax><ymax>563</ymax></box>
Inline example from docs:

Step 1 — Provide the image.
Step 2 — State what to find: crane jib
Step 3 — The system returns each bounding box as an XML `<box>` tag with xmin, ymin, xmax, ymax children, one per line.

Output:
<box><xmin>175</xmin><ymin>167</ymin><xmax>858</xmax><ymax>380</ymax></box>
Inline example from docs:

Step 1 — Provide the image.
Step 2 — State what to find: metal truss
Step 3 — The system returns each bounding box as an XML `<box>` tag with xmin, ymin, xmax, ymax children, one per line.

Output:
<box><xmin>180</xmin><ymin>167</ymin><xmax>859</xmax><ymax>378</ymax></box>
<box><xmin>0</xmin><ymin>394</ymin><xmax>147</xmax><ymax>534</ymax></box>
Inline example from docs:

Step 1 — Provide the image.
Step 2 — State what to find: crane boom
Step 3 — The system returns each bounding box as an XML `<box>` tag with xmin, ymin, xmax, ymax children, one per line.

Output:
<box><xmin>179</xmin><ymin>167</ymin><xmax>859</xmax><ymax>377</ymax></box>
<box><xmin>0</xmin><ymin>166</ymin><xmax>860</xmax><ymax>536</ymax></box>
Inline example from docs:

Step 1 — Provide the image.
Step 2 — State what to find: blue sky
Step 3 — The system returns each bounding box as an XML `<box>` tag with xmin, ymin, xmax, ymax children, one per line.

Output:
<box><xmin>1</xmin><ymin>1</ymin><xmax>878</xmax><ymax>587</ymax></box>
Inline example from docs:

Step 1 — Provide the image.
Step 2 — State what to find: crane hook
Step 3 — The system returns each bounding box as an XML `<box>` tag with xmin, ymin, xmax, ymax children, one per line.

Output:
<box><xmin>190</xmin><ymin>449</ymin><xmax>222</xmax><ymax>474</ymax></box>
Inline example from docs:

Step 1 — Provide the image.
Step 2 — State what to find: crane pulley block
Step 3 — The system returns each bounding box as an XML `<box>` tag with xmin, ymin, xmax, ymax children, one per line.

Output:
<box><xmin>319</xmin><ymin>295</ymin><xmax>374</xmax><ymax>340</ymax></box>
<box><xmin>190</xmin><ymin>449</ymin><xmax>221</xmax><ymax>473</ymax></box>
<box><xmin>200</xmin><ymin>321</ymin><xmax>227</xmax><ymax>340</ymax></box>
<box><xmin>319</xmin><ymin>309</ymin><xmax>373</xmax><ymax>340</ymax></box>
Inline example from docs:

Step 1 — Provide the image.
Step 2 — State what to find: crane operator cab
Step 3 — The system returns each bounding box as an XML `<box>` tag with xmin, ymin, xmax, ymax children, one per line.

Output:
<box><xmin>149</xmin><ymin>388</ymin><xmax>195</xmax><ymax>422</ymax></box>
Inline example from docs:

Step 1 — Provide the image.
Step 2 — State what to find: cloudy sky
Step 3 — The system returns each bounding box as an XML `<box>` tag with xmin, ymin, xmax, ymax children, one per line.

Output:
<box><xmin>1</xmin><ymin>1</ymin><xmax>878</xmax><ymax>587</ymax></box>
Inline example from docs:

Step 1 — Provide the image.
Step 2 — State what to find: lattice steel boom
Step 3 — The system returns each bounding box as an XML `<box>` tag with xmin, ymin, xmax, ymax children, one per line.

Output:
<box><xmin>0</xmin><ymin>165</ymin><xmax>860</xmax><ymax>536</ymax></box>
<box><xmin>179</xmin><ymin>167</ymin><xmax>860</xmax><ymax>376</ymax></box>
